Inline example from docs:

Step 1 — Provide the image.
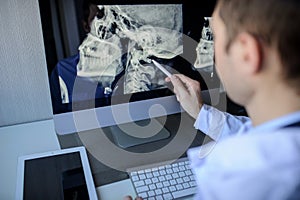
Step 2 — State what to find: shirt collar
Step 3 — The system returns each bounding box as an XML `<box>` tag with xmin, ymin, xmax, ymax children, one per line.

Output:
<box><xmin>249</xmin><ymin>111</ymin><xmax>300</xmax><ymax>134</ymax></box>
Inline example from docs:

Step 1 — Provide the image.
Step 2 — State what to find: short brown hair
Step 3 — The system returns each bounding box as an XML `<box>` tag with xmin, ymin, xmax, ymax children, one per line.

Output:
<box><xmin>217</xmin><ymin>0</ymin><xmax>300</xmax><ymax>90</ymax></box>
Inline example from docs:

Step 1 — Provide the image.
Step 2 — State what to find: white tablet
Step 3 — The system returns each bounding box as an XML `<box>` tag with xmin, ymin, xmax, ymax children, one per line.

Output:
<box><xmin>16</xmin><ymin>146</ymin><xmax>98</xmax><ymax>200</ymax></box>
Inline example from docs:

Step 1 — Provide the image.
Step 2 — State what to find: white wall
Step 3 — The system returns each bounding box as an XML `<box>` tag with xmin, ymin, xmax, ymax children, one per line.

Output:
<box><xmin>0</xmin><ymin>0</ymin><xmax>53</xmax><ymax>126</ymax></box>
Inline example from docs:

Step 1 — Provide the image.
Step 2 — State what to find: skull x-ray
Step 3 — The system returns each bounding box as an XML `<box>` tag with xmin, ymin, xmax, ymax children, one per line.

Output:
<box><xmin>194</xmin><ymin>17</ymin><xmax>214</xmax><ymax>71</ymax></box>
<box><xmin>77</xmin><ymin>4</ymin><xmax>183</xmax><ymax>95</ymax></box>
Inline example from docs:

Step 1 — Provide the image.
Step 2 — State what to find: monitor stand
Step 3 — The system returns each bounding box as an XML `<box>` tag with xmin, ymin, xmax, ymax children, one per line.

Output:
<box><xmin>109</xmin><ymin>118</ymin><xmax>171</xmax><ymax>148</ymax></box>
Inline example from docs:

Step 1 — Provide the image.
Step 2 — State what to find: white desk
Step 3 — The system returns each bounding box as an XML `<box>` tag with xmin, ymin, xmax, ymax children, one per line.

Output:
<box><xmin>97</xmin><ymin>179</ymin><xmax>136</xmax><ymax>200</ymax></box>
<box><xmin>0</xmin><ymin>119</ymin><xmax>196</xmax><ymax>200</ymax></box>
<box><xmin>0</xmin><ymin>119</ymin><xmax>138</xmax><ymax>200</ymax></box>
<box><xmin>0</xmin><ymin>120</ymin><xmax>60</xmax><ymax>199</ymax></box>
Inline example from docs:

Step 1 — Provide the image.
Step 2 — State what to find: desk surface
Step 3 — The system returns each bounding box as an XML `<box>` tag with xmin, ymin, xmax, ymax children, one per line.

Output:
<box><xmin>58</xmin><ymin>112</ymin><xmax>205</xmax><ymax>187</ymax></box>
<box><xmin>0</xmin><ymin>113</ymin><xmax>202</xmax><ymax>199</ymax></box>
<box><xmin>0</xmin><ymin>119</ymin><xmax>60</xmax><ymax>199</ymax></box>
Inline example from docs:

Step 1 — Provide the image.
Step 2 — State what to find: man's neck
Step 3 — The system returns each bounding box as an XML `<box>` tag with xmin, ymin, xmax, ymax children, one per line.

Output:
<box><xmin>246</xmin><ymin>83</ymin><xmax>300</xmax><ymax>127</ymax></box>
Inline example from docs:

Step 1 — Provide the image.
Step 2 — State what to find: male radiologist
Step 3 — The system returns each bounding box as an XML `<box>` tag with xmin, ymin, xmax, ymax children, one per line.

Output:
<box><xmin>126</xmin><ymin>0</ymin><xmax>300</xmax><ymax>199</ymax></box>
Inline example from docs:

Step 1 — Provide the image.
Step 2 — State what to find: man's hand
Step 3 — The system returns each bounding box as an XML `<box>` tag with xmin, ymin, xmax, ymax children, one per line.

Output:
<box><xmin>123</xmin><ymin>195</ymin><xmax>143</xmax><ymax>200</ymax></box>
<box><xmin>165</xmin><ymin>74</ymin><xmax>203</xmax><ymax>119</ymax></box>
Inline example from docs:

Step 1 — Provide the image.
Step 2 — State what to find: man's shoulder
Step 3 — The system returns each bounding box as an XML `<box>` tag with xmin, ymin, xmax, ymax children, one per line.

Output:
<box><xmin>56</xmin><ymin>54</ymin><xmax>79</xmax><ymax>68</ymax></box>
<box><xmin>55</xmin><ymin>54</ymin><xmax>79</xmax><ymax>75</ymax></box>
<box><xmin>204</xmin><ymin>128</ymin><xmax>300</xmax><ymax>167</ymax></box>
<box><xmin>189</xmin><ymin>128</ymin><xmax>300</xmax><ymax>200</ymax></box>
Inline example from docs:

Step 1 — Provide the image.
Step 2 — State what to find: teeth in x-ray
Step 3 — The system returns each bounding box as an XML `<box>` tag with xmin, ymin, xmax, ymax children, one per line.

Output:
<box><xmin>194</xmin><ymin>17</ymin><xmax>214</xmax><ymax>70</ymax></box>
<box><xmin>77</xmin><ymin>5</ymin><xmax>138</xmax><ymax>86</ymax></box>
<box><xmin>77</xmin><ymin>34</ymin><xmax>123</xmax><ymax>78</ymax></box>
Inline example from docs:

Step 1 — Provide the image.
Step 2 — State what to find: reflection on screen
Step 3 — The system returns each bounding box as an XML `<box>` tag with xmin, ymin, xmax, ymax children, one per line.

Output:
<box><xmin>23</xmin><ymin>152</ymin><xmax>89</xmax><ymax>200</ymax></box>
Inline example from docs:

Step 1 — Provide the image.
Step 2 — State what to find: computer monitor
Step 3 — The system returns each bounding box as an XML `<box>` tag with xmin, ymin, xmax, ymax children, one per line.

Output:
<box><xmin>39</xmin><ymin>0</ymin><xmax>219</xmax><ymax>148</ymax></box>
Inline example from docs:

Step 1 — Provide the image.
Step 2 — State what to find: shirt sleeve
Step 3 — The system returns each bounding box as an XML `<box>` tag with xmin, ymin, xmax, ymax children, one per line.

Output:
<box><xmin>194</xmin><ymin>104</ymin><xmax>251</xmax><ymax>141</ymax></box>
<box><xmin>188</xmin><ymin>129</ymin><xmax>300</xmax><ymax>200</ymax></box>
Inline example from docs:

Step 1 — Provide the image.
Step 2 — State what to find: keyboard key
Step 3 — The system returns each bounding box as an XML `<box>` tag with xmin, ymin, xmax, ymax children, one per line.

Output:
<box><xmin>172</xmin><ymin>173</ymin><xmax>179</xmax><ymax>179</ymax></box>
<box><xmin>156</xmin><ymin>182</ymin><xmax>163</xmax><ymax>188</ymax></box>
<box><xmin>145</xmin><ymin>179</ymin><xmax>152</xmax><ymax>185</ymax></box>
<box><xmin>163</xmin><ymin>193</ymin><xmax>173</xmax><ymax>199</ymax></box>
<box><xmin>146</xmin><ymin>173</ymin><xmax>153</xmax><ymax>179</ymax></box>
<box><xmin>173</xmin><ymin>167</ymin><xmax>179</xmax><ymax>172</ymax></box>
<box><xmin>186</xmin><ymin>170</ymin><xmax>193</xmax><ymax>176</ymax></box>
<box><xmin>151</xmin><ymin>177</ymin><xmax>159</xmax><ymax>183</ymax></box>
<box><xmin>153</xmin><ymin>171</ymin><xmax>160</xmax><ymax>177</ymax></box>
<box><xmin>148</xmin><ymin>190</ymin><xmax>155</xmax><ymax>197</ymax></box>
<box><xmin>166</xmin><ymin>174</ymin><xmax>172</xmax><ymax>180</ymax></box>
<box><xmin>176</xmin><ymin>184</ymin><xmax>183</xmax><ymax>190</ymax></box>
<box><xmin>131</xmin><ymin>175</ymin><xmax>139</xmax><ymax>181</ymax></box>
<box><xmin>183</xmin><ymin>183</ymin><xmax>190</xmax><ymax>189</ymax></box>
<box><xmin>139</xmin><ymin>192</ymin><xmax>148</xmax><ymax>198</ymax></box>
<box><xmin>134</xmin><ymin>180</ymin><xmax>145</xmax><ymax>187</ymax></box>
<box><xmin>155</xmin><ymin>189</ymin><xmax>162</xmax><ymax>195</ymax></box>
<box><xmin>170</xmin><ymin>180</ymin><xmax>176</xmax><ymax>185</ymax></box>
<box><xmin>131</xmin><ymin>171</ymin><xmax>138</xmax><ymax>176</ymax></box>
<box><xmin>136</xmin><ymin>186</ymin><xmax>149</xmax><ymax>193</ymax></box>
<box><xmin>190</xmin><ymin>180</ymin><xmax>197</xmax><ymax>187</ymax></box>
<box><xmin>169</xmin><ymin>186</ymin><xmax>176</xmax><ymax>192</ymax></box>
<box><xmin>172</xmin><ymin>187</ymin><xmax>197</xmax><ymax>199</ymax></box>
<box><xmin>176</xmin><ymin>178</ymin><xmax>183</xmax><ymax>184</ymax></box>
<box><xmin>158</xmin><ymin>176</ymin><xmax>166</xmax><ymax>182</ymax></box>
<box><xmin>183</xmin><ymin>176</ymin><xmax>190</xmax><ymax>182</ymax></box>
<box><xmin>139</xmin><ymin>174</ymin><xmax>146</xmax><ymax>180</ymax></box>
<box><xmin>149</xmin><ymin>184</ymin><xmax>156</xmax><ymax>190</ymax></box>
<box><xmin>159</xmin><ymin>170</ymin><xmax>167</xmax><ymax>175</ymax></box>
<box><xmin>162</xmin><ymin>187</ymin><xmax>170</xmax><ymax>193</ymax></box>
<box><xmin>179</xmin><ymin>172</ymin><xmax>185</xmax><ymax>177</ymax></box>
<box><xmin>156</xmin><ymin>195</ymin><xmax>163</xmax><ymax>200</ymax></box>
<box><xmin>189</xmin><ymin>175</ymin><xmax>195</xmax><ymax>181</ymax></box>
<box><xmin>163</xmin><ymin>181</ymin><xmax>170</xmax><ymax>187</ymax></box>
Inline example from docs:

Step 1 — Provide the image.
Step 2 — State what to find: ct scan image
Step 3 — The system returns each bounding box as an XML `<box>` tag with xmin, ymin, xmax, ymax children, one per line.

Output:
<box><xmin>71</xmin><ymin>4</ymin><xmax>183</xmax><ymax>97</ymax></box>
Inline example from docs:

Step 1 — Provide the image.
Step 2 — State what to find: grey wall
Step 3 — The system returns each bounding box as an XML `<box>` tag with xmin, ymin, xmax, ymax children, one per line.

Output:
<box><xmin>0</xmin><ymin>0</ymin><xmax>53</xmax><ymax>126</ymax></box>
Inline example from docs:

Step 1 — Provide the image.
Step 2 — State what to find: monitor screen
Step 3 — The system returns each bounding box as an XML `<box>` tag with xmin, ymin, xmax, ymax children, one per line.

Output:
<box><xmin>39</xmin><ymin>0</ymin><xmax>219</xmax><ymax>135</ymax></box>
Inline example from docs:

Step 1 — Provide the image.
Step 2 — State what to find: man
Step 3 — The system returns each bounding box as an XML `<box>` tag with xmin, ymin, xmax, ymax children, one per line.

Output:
<box><xmin>168</xmin><ymin>0</ymin><xmax>300</xmax><ymax>199</ymax></box>
<box><xmin>127</xmin><ymin>0</ymin><xmax>300</xmax><ymax>199</ymax></box>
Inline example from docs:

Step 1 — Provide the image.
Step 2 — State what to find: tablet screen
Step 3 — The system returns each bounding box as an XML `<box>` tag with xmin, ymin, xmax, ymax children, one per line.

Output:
<box><xmin>16</xmin><ymin>147</ymin><xmax>97</xmax><ymax>200</ymax></box>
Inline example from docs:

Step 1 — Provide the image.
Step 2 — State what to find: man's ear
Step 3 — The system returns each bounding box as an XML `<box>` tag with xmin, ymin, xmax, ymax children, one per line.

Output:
<box><xmin>235</xmin><ymin>32</ymin><xmax>263</xmax><ymax>74</ymax></box>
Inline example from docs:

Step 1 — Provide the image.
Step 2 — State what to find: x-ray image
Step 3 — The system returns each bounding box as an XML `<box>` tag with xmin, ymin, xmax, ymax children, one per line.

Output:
<box><xmin>194</xmin><ymin>17</ymin><xmax>214</xmax><ymax>72</ymax></box>
<box><xmin>77</xmin><ymin>4</ymin><xmax>183</xmax><ymax>95</ymax></box>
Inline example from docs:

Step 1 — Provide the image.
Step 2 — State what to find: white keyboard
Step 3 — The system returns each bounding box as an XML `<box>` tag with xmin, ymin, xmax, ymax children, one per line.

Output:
<box><xmin>128</xmin><ymin>157</ymin><xmax>197</xmax><ymax>200</ymax></box>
